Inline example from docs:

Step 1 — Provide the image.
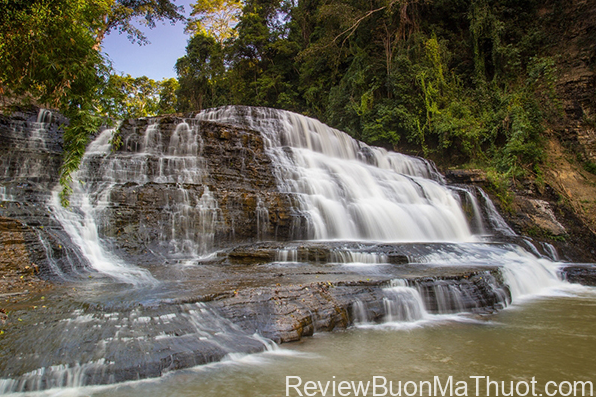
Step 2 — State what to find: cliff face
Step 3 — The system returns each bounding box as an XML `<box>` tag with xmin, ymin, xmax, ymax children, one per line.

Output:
<box><xmin>539</xmin><ymin>0</ymin><xmax>596</xmax><ymax>232</ymax></box>
<box><xmin>0</xmin><ymin>109</ymin><xmax>73</xmax><ymax>296</ymax></box>
<box><xmin>0</xmin><ymin>111</ymin><xmax>305</xmax><ymax>277</ymax></box>
<box><xmin>546</xmin><ymin>0</ymin><xmax>596</xmax><ymax>152</ymax></box>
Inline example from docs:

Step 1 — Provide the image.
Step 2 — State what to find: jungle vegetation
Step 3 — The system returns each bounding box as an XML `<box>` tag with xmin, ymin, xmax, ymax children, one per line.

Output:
<box><xmin>0</xmin><ymin>0</ymin><xmax>563</xmax><ymax>203</ymax></box>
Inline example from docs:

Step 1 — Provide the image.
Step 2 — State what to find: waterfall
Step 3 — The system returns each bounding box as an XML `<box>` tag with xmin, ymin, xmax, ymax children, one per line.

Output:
<box><xmin>194</xmin><ymin>107</ymin><xmax>573</xmax><ymax>301</ymax></box>
<box><xmin>51</xmin><ymin>106</ymin><xmax>571</xmax><ymax>296</ymax></box>
<box><xmin>0</xmin><ymin>186</ymin><xmax>13</xmax><ymax>202</ymax></box>
<box><xmin>329</xmin><ymin>250</ymin><xmax>388</xmax><ymax>264</ymax></box>
<box><xmin>51</xmin><ymin>120</ymin><xmax>224</xmax><ymax>282</ymax></box>
<box><xmin>450</xmin><ymin>186</ymin><xmax>487</xmax><ymax>235</ymax></box>
<box><xmin>50</xmin><ymin>190</ymin><xmax>157</xmax><ymax>286</ymax></box>
<box><xmin>197</xmin><ymin>107</ymin><xmax>473</xmax><ymax>242</ymax></box>
<box><xmin>477</xmin><ymin>188</ymin><xmax>517</xmax><ymax>236</ymax></box>
<box><xmin>2</xmin><ymin>106</ymin><xmax>591</xmax><ymax>392</ymax></box>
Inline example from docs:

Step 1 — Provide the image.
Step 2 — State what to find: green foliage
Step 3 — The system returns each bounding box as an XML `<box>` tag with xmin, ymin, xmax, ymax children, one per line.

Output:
<box><xmin>98</xmin><ymin>74</ymin><xmax>176</xmax><ymax>119</ymax></box>
<box><xmin>0</xmin><ymin>0</ymin><xmax>183</xmax><ymax>206</ymax></box>
<box><xmin>59</xmin><ymin>106</ymin><xmax>104</xmax><ymax>207</ymax></box>
<box><xmin>99</xmin><ymin>0</ymin><xmax>185</xmax><ymax>44</ymax></box>
<box><xmin>172</xmin><ymin>0</ymin><xmax>557</xmax><ymax>186</ymax></box>
<box><xmin>0</xmin><ymin>0</ymin><xmax>110</xmax><ymax>107</ymax></box>
<box><xmin>2</xmin><ymin>0</ymin><xmax>562</xmax><ymax>206</ymax></box>
<box><xmin>175</xmin><ymin>32</ymin><xmax>227</xmax><ymax>111</ymax></box>
<box><xmin>583</xmin><ymin>161</ymin><xmax>596</xmax><ymax>175</ymax></box>
<box><xmin>486</xmin><ymin>169</ymin><xmax>514</xmax><ymax>214</ymax></box>
<box><xmin>158</xmin><ymin>78</ymin><xmax>180</xmax><ymax>114</ymax></box>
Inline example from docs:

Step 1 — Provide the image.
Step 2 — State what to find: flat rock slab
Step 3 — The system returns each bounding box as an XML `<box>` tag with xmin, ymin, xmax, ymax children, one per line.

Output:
<box><xmin>561</xmin><ymin>264</ymin><xmax>596</xmax><ymax>286</ymax></box>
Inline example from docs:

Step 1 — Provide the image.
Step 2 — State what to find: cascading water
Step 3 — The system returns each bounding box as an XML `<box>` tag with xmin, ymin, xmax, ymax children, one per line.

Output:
<box><xmin>1</xmin><ymin>106</ymin><xmax>591</xmax><ymax>394</ymax></box>
<box><xmin>50</xmin><ymin>189</ymin><xmax>157</xmax><ymax>286</ymax></box>
<box><xmin>50</xmin><ymin>120</ymin><xmax>225</xmax><ymax>283</ymax></box>
<box><xmin>197</xmin><ymin>107</ymin><xmax>473</xmax><ymax>242</ymax></box>
<box><xmin>0</xmin><ymin>302</ymin><xmax>274</xmax><ymax>393</ymax></box>
<box><xmin>49</xmin><ymin>128</ymin><xmax>157</xmax><ymax>285</ymax></box>
<box><xmin>194</xmin><ymin>107</ymin><xmax>571</xmax><ymax>305</ymax></box>
<box><xmin>477</xmin><ymin>188</ymin><xmax>517</xmax><ymax>237</ymax></box>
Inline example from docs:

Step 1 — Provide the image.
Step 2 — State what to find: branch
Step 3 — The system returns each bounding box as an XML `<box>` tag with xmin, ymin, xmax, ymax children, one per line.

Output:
<box><xmin>332</xmin><ymin>0</ymin><xmax>399</xmax><ymax>47</ymax></box>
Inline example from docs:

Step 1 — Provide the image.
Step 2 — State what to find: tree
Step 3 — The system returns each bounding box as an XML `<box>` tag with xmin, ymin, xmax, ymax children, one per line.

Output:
<box><xmin>186</xmin><ymin>0</ymin><xmax>243</xmax><ymax>44</ymax></box>
<box><xmin>99</xmin><ymin>75</ymin><xmax>159</xmax><ymax>119</ymax></box>
<box><xmin>97</xmin><ymin>0</ymin><xmax>185</xmax><ymax>44</ymax></box>
<box><xmin>0</xmin><ymin>0</ymin><xmax>110</xmax><ymax>108</ymax></box>
<box><xmin>0</xmin><ymin>0</ymin><xmax>185</xmax><ymax>205</ymax></box>
<box><xmin>176</xmin><ymin>33</ymin><xmax>226</xmax><ymax>111</ymax></box>
<box><xmin>171</xmin><ymin>0</ymin><xmax>553</xmax><ymax>178</ymax></box>
<box><xmin>158</xmin><ymin>78</ymin><xmax>180</xmax><ymax>114</ymax></box>
<box><xmin>226</xmin><ymin>0</ymin><xmax>301</xmax><ymax>108</ymax></box>
<box><xmin>99</xmin><ymin>75</ymin><xmax>179</xmax><ymax>118</ymax></box>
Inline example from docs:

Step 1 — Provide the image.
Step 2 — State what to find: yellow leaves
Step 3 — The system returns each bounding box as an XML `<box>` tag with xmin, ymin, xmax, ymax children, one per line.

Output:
<box><xmin>187</xmin><ymin>0</ymin><xmax>242</xmax><ymax>44</ymax></box>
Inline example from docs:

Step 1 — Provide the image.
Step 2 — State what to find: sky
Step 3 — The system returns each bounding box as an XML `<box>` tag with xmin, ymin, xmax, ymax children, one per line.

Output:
<box><xmin>101</xmin><ymin>0</ymin><xmax>193</xmax><ymax>81</ymax></box>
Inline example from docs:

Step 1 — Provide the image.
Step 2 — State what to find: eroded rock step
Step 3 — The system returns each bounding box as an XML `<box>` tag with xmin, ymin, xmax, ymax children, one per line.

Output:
<box><xmin>1</xmin><ymin>258</ymin><xmax>510</xmax><ymax>392</ymax></box>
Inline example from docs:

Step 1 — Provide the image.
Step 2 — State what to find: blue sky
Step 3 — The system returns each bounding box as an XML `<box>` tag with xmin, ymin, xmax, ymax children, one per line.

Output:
<box><xmin>101</xmin><ymin>0</ymin><xmax>193</xmax><ymax>81</ymax></box>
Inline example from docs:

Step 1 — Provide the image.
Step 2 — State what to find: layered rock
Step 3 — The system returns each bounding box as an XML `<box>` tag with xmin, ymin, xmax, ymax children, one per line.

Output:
<box><xmin>89</xmin><ymin>116</ymin><xmax>298</xmax><ymax>262</ymax></box>
<box><xmin>0</xmin><ymin>108</ymin><xmax>78</xmax><ymax>290</ymax></box>
<box><xmin>445</xmin><ymin>169</ymin><xmax>596</xmax><ymax>262</ymax></box>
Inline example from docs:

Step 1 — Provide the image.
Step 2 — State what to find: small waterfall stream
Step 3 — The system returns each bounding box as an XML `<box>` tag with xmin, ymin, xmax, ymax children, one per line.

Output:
<box><xmin>0</xmin><ymin>106</ymin><xmax>592</xmax><ymax>393</ymax></box>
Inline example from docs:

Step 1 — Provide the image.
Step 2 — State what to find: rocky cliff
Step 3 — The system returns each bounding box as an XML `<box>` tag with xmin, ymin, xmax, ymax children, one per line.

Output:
<box><xmin>2</xmin><ymin>108</ymin><xmax>596</xmax><ymax>292</ymax></box>
<box><xmin>538</xmin><ymin>0</ymin><xmax>596</xmax><ymax>233</ymax></box>
<box><xmin>0</xmin><ymin>108</ymin><xmax>76</xmax><ymax>297</ymax></box>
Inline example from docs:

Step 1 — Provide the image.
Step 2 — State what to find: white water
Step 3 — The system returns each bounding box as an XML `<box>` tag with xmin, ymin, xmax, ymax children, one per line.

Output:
<box><xmin>29</xmin><ymin>109</ymin><xmax>52</xmax><ymax>151</ymax></box>
<box><xmin>51</xmin><ymin>122</ymin><xmax>222</xmax><ymax>283</ymax></box>
<box><xmin>0</xmin><ymin>303</ymin><xmax>276</xmax><ymax>393</ymax></box>
<box><xmin>329</xmin><ymin>250</ymin><xmax>388</xmax><ymax>264</ymax></box>
<box><xmin>49</xmin><ymin>106</ymin><xmax>575</xmax><ymax>306</ymax></box>
<box><xmin>51</xmin><ymin>106</ymin><xmax>485</xmax><ymax>283</ymax></box>
<box><xmin>352</xmin><ymin>282</ymin><xmax>484</xmax><ymax>331</ymax></box>
<box><xmin>0</xmin><ymin>186</ymin><xmax>14</xmax><ymax>202</ymax></box>
<box><xmin>197</xmin><ymin>107</ymin><xmax>473</xmax><ymax>242</ymax></box>
<box><xmin>478</xmin><ymin>188</ymin><xmax>517</xmax><ymax>236</ymax></box>
<box><xmin>199</xmin><ymin>107</ymin><xmax>570</xmax><ymax>306</ymax></box>
<box><xmin>2</xmin><ymin>106</ymin><xmax>593</xmax><ymax>394</ymax></box>
<box><xmin>49</xmin><ymin>127</ymin><xmax>160</xmax><ymax>285</ymax></box>
<box><xmin>50</xmin><ymin>190</ymin><xmax>157</xmax><ymax>286</ymax></box>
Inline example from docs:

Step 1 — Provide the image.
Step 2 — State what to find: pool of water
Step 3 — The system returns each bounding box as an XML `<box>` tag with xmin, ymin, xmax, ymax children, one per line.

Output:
<box><xmin>29</xmin><ymin>286</ymin><xmax>595</xmax><ymax>397</ymax></box>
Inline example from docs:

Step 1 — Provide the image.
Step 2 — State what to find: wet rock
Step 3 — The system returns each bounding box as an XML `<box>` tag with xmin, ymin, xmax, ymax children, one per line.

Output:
<box><xmin>444</xmin><ymin>169</ymin><xmax>488</xmax><ymax>184</ymax></box>
<box><xmin>464</xmin><ymin>178</ymin><xmax>596</xmax><ymax>262</ymax></box>
<box><xmin>412</xmin><ymin>271</ymin><xmax>509</xmax><ymax>314</ymax></box>
<box><xmin>0</xmin><ymin>108</ymin><xmax>86</xmax><ymax>290</ymax></box>
<box><xmin>0</xmin><ymin>108</ymin><xmax>64</xmax><ymax>190</ymax></box>
<box><xmin>513</xmin><ymin>198</ymin><xmax>567</xmax><ymax>236</ymax></box>
<box><xmin>211</xmin><ymin>269</ymin><xmax>510</xmax><ymax>343</ymax></box>
<box><xmin>561</xmin><ymin>264</ymin><xmax>596</xmax><ymax>286</ymax></box>
<box><xmin>99</xmin><ymin>117</ymin><xmax>298</xmax><ymax>260</ymax></box>
<box><xmin>227</xmin><ymin>247</ymin><xmax>275</xmax><ymax>264</ymax></box>
<box><xmin>387</xmin><ymin>254</ymin><xmax>409</xmax><ymax>264</ymax></box>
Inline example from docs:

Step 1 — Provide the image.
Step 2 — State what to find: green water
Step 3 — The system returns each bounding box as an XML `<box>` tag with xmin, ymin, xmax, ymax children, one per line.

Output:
<box><xmin>72</xmin><ymin>288</ymin><xmax>596</xmax><ymax>397</ymax></box>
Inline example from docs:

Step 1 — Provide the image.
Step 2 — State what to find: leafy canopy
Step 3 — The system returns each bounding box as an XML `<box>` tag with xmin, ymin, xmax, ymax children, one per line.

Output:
<box><xmin>174</xmin><ymin>0</ymin><xmax>558</xmax><ymax>180</ymax></box>
<box><xmin>0</xmin><ymin>0</ymin><xmax>185</xmax><ymax>206</ymax></box>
